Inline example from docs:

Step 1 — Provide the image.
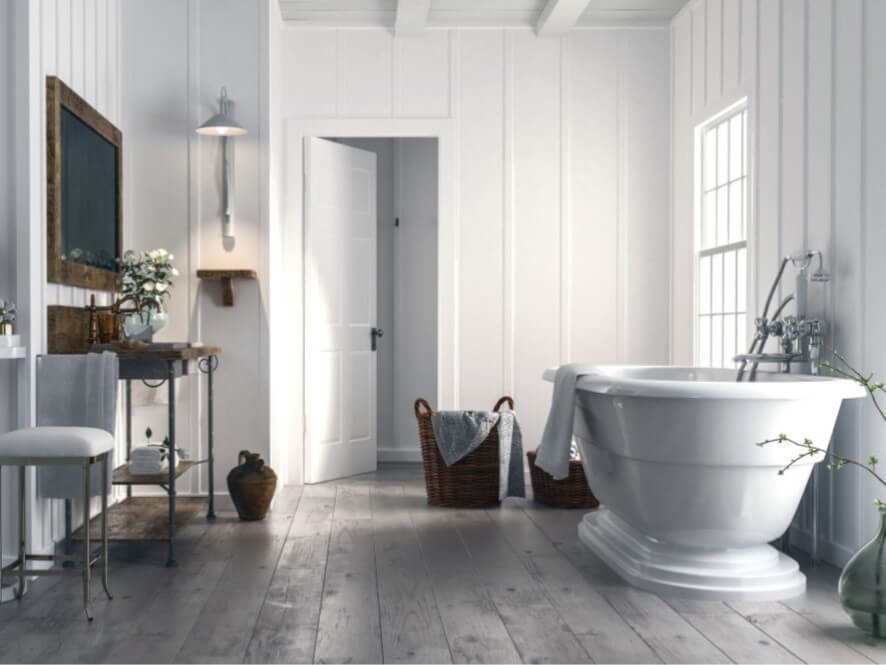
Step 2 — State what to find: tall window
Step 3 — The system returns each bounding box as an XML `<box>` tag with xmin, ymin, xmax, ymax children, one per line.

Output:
<box><xmin>696</xmin><ymin>105</ymin><xmax>748</xmax><ymax>368</ymax></box>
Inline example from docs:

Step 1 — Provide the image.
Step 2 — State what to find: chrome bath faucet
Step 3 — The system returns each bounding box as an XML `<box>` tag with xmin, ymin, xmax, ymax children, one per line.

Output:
<box><xmin>735</xmin><ymin>250</ymin><xmax>830</xmax><ymax>380</ymax></box>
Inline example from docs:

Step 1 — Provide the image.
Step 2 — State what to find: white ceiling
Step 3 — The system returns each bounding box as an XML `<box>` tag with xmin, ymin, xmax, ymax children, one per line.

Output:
<box><xmin>278</xmin><ymin>0</ymin><xmax>691</xmax><ymax>29</ymax></box>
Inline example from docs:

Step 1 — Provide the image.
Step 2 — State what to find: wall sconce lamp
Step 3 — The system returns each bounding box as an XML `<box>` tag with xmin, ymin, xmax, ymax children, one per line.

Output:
<box><xmin>196</xmin><ymin>86</ymin><xmax>247</xmax><ymax>239</ymax></box>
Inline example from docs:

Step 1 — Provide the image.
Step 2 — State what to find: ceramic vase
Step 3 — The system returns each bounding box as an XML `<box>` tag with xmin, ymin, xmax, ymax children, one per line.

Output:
<box><xmin>840</xmin><ymin>511</ymin><xmax>886</xmax><ymax>638</ymax></box>
<box><xmin>122</xmin><ymin>310</ymin><xmax>167</xmax><ymax>341</ymax></box>
<box><xmin>227</xmin><ymin>450</ymin><xmax>277</xmax><ymax>521</ymax></box>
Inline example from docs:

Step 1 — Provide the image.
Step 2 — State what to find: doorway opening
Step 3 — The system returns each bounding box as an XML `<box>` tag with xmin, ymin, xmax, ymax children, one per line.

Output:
<box><xmin>304</xmin><ymin>137</ymin><xmax>438</xmax><ymax>483</ymax></box>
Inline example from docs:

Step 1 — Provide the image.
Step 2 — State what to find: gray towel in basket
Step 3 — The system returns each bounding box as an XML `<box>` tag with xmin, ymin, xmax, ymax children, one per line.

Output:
<box><xmin>430</xmin><ymin>410</ymin><xmax>526</xmax><ymax>500</ymax></box>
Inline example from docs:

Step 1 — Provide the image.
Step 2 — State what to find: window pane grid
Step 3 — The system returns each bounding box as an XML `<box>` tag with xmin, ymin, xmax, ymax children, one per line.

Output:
<box><xmin>697</xmin><ymin>106</ymin><xmax>748</xmax><ymax>368</ymax></box>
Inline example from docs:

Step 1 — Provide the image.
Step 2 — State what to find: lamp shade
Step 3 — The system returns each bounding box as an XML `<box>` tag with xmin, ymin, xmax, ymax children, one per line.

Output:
<box><xmin>196</xmin><ymin>112</ymin><xmax>246</xmax><ymax>136</ymax></box>
<box><xmin>196</xmin><ymin>87</ymin><xmax>247</xmax><ymax>136</ymax></box>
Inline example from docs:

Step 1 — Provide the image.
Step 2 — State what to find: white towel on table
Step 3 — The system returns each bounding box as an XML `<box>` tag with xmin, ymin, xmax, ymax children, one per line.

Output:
<box><xmin>535</xmin><ymin>363</ymin><xmax>598</xmax><ymax>480</ymax></box>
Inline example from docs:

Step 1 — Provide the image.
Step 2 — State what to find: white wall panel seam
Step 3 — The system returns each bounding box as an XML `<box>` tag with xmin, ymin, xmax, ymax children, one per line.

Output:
<box><xmin>827</xmin><ymin>0</ymin><xmax>836</xmax><ymax>544</ymax></box>
<box><xmin>503</xmin><ymin>30</ymin><xmax>515</xmax><ymax>397</ymax></box>
<box><xmin>560</xmin><ymin>34</ymin><xmax>571</xmax><ymax>365</ymax></box>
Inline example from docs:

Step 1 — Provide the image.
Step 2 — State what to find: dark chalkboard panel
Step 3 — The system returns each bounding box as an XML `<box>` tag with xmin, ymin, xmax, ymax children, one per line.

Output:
<box><xmin>60</xmin><ymin>107</ymin><xmax>119</xmax><ymax>271</ymax></box>
<box><xmin>47</xmin><ymin>76</ymin><xmax>122</xmax><ymax>291</ymax></box>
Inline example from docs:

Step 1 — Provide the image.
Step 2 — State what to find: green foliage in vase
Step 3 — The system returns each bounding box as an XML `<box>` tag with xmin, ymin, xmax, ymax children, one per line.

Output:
<box><xmin>143</xmin><ymin>426</ymin><xmax>186</xmax><ymax>461</ymax></box>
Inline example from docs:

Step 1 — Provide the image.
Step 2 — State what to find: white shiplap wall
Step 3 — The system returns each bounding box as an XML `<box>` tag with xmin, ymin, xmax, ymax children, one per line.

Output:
<box><xmin>671</xmin><ymin>0</ymin><xmax>886</xmax><ymax>565</ymax></box>
<box><xmin>119</xmin><ymin>0</ymin><xmax>270</xmax><ymax>503</ymax></box>
<box><xmin>5</xmin><ymin>0</ymin><xmax>123</xmax><ymax>565</ymax></box>
<box><xmin>279</xmin><ymin>26</ymin><xmax>672</xmax><ymax>463</ymax></box>
<box><xmin>0</xmin><ymin>0</ymin><xmax>19</xmax><ymax>577</ymax></box>
<box><xmin>0</xmin><ymin>1</ymin><xmax>16</xmax><ymax>437</ymax></box>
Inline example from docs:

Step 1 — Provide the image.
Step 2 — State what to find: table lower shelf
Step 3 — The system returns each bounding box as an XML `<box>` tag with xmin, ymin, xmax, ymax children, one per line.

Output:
<box><xmin>112</xmin><ymin>460</ymin><xmax>199</xmax><ymax>485</ymax></box>
<box><xmin>71</xmin><ymin>496</ymin><xmax>207</xmax><ymax>542</ymax></box>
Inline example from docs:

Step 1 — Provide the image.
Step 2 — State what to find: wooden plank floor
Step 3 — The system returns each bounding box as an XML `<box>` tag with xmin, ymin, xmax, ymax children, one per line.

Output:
<box><xmin>0</xmin><ymin>463</ymin><xmax>881</xmax><ymax>664</ymax></box>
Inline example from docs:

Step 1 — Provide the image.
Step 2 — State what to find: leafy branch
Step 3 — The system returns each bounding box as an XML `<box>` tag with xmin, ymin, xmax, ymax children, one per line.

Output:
<box><xmin>144</xmin><ymin>426</ymin><xmax>187</xmax><ymax>462</ymax></box>
<box><xmin>759</xmin><ymin>350</ymin><xmax>886</xmax><ymax>513</ymax></box>
<box><xmin>821</xmin><ymin>350</ymin><xmax>886</xmax><ymax>422</ymax></box>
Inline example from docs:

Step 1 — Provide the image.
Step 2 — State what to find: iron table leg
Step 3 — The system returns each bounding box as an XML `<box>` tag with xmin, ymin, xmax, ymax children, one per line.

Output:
<box><xmin>166</xmin><ymin>361</ymin><xmax>177</xmax><ymax>568</ymax></box>
<box><xmin>126</xmin><ymin>379</ymin><xmax>132</xmax><ymax>499</ymax></box>
<box><xmin>207</xmin><ymin>355</ymin><xmax>216</xmax><ymax>520</ymax></box>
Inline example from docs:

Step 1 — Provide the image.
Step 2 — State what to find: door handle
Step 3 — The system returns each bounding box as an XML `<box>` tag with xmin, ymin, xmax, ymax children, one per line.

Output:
<box><xmin>371</xmin><ymin>327</ymin><xmax>383</xmax><ymax>351</ymax></box>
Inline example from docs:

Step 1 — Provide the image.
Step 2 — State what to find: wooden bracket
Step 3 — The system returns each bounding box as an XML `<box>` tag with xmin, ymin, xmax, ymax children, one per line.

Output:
<box><xmin>196</xmin><ymin>269</ymin><xmax>257</xmax><ymax>307</ymax></box>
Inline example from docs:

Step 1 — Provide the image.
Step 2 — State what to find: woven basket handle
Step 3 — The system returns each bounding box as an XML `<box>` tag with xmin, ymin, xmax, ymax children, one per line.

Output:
<box><xmin>414</xmin><ymin>398</ymin><xmax>433</xmax><ymax>418</ymax></box>
<box><xmin>493</xmin><ymin>396</ymin><xmax>514</xmax><ymax>412</ymax></box>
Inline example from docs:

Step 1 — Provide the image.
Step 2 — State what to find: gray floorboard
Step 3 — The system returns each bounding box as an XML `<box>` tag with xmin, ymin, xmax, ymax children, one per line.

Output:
<box><xmin>0</xmin><ymin>464</ymin><xmax>877</xmax><ymax>664</ymax></box>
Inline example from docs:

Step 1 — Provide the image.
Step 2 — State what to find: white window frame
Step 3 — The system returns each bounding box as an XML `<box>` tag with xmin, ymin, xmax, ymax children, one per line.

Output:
<box><xmin>693</xmin><ymin>100</ymin><xmax>751</xmax><ymax>368</ymax></box>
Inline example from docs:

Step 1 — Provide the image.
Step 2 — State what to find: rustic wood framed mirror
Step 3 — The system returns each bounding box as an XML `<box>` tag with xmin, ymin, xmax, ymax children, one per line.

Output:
<box><xmin>46</xmin><ymin>75</ymin><xmax>122</xmax><ymax>291</ymax></box>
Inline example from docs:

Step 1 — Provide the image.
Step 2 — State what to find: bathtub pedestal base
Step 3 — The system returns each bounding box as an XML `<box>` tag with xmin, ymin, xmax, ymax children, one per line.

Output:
<box><xmin>578</xmin><ymin>509</ymin><xmax>806</xmax><ymax>601</ymax></box>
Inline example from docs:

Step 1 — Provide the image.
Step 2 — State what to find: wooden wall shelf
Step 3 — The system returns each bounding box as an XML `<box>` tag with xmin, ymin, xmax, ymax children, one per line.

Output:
<box><xmin>196</xmin><ymin>269</ymin><xmax>257</xmax><ymax>307</ymax></box>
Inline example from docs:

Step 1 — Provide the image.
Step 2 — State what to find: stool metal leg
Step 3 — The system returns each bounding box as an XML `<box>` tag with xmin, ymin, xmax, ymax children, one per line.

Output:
<box><xmin>16</xmin><ymin>465</ymin><xmax>25</xmax><ymax>600</ymax></box>
<box><xmin>83</xmin><ymin>460</ymin><xmax>93</xmax><ymax>621</ymax></box>
<box><xmin>0</xmin><ymin>464</ymin><xmax>3</xmax><ymax>590</ymax></box>
<box><xmin>101</xmin><ymin>454</ymin><xmax>111</xmax><ymax>600</ymax></box>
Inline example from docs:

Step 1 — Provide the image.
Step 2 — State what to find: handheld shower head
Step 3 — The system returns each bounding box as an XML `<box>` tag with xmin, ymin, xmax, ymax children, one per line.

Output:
<box><xmin>790</xmin><ymin>249</ymin><xmax>831</xmax><ymax>282</ymax></box>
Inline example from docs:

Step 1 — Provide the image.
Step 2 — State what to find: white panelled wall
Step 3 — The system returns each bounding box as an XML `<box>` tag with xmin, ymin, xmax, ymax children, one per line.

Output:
<box><xmin>0</xmin><ymin>0</ymin><xmax>17</xmax><ymax>573</ymax></box>
<box><xmin>5</xmin><ymin>0</ymin><xmax>123</xmax><ymax>566</ymax></box>
<box><xmin>671</xmin><ymin>0</ymin><xmax>886</xmax><ymax>565</ymax></box>
<box><xmin>279</xmin><ymin>26</ymin><xmax>672</xmax><ymax>473</ymax></box>
<box><xmin>120</xmin><ymin>0</ymin><xmax>269</xmax><ymax>503</ymax></box>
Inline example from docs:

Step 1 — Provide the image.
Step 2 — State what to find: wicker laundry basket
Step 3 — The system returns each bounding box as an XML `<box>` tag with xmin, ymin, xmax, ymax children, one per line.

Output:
<box><xmin>414</xmin><ymin>396</ymin><xmax>514</xmax><ymax>508</ymax></box>
<box><xmin>527</xmin><ymin>449</ymin><xmax>600</xmax><ymax>509</ymax></box>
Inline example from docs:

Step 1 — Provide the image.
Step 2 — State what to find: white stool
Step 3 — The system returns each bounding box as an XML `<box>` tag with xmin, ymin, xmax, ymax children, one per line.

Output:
<box><xmin>0</xmin><ymin>426</ymin><xmax>113</xmax><ymax>621</ymax></box>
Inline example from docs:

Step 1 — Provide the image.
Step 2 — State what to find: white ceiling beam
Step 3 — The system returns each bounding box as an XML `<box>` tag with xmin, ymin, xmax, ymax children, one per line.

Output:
<box><xmin>535</xmin><ymin>0</ymin><xmax>595</xmax><ymax>36</ymax></box>
<box><xmin>394</xmin><ymin>0</ymin><xmax>431</xmax><ymax>35</ymax></box>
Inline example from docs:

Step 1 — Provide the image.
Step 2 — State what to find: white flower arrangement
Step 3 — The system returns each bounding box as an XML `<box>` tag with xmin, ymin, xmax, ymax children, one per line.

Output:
<box><xmin>118</xmin><ymin>248</ymin><xmax>179</xmax><ymax>307</ymax></box>
<box><xmin>0</xmin><ymin>299</ymin><xmax>16</xmax><ymax>323</ymax></box>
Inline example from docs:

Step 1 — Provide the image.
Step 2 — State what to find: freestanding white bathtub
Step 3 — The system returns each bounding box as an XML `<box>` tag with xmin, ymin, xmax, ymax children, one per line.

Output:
<box><xmin>543</xmin><ymin>365</ymin><xmax>865</xmax><ymax>601</ymax></box>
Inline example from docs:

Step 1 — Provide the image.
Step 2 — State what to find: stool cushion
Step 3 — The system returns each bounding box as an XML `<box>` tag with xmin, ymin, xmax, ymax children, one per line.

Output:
<box><xmin>0</xmin><ymin>427</ymin><xmax>114</xmax><ymax>459</ymax></box>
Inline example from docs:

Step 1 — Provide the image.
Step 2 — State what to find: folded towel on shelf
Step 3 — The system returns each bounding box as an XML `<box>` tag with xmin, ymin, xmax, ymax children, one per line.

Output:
<box><xmin>131</xmin><ymin>446</ymin><xmax>161</xmax><ymax>459</ymax></box>
<box><xmin>536</xmin><ymin>363</ymin><xmax>598</xmax><ymax>480</ymax></box>
<box><xmin>430</xmin><ymin>409</ymin><xmax>525</xmax><ymax>500</ymax></box>
<box><xmin>129</xmin><ymin>445</ymin><xmax>166</xmax><ymax>475</ymax></box>
<box><xmin>129</xmin><ymin>460</ymin><xmax>168</xmax><ymax>476</ymax></box>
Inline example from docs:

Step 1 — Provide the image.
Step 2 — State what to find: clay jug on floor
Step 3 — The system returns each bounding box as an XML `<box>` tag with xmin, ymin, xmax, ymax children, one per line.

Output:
<box><xmin>227</xmin><ymin>450</ymin><xmax>277</xmax><ymax>521</ymax></box>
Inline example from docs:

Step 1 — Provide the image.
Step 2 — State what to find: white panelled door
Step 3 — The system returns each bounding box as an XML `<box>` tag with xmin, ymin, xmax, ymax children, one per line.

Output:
<box><xmin>304</xmin><ymin>137</ymin><xmax>378</xmax><ymax>483</ymax></box>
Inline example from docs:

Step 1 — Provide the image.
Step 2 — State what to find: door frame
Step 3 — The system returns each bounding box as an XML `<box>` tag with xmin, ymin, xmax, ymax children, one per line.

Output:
<box><xmin>278</xmin><ymin>118</ymin><xmax>457</xmax><ymax>485</ymax></box>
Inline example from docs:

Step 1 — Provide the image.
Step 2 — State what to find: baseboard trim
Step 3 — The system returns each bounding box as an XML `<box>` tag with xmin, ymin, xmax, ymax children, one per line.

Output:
<box><xmin>377</xmin><ymin>447</ymin><xmax>422</xmax><ymax>463</ymax></box>
<box><xmin>212</xmin><ymin>492</ymin><xmax>235</xmax><ymax>512</ymax></box>
<box><xmin>788</xmin><ymin>525</ymin><xmax>855</xmax><ymax>568</ymax></box>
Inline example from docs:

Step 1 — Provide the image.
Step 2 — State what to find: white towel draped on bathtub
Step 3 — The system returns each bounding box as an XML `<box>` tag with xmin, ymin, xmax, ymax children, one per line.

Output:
<box><xmin>536</xmin><ymin>363</ymin><xmax>598</xmax><ymax>480</ymax></box>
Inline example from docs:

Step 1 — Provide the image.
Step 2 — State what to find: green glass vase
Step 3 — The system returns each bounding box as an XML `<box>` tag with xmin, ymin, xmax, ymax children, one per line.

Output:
<box><xmin>840</xmin><ymin>512</ymin><xmax>886</xmax><ymax>638</ymax></box>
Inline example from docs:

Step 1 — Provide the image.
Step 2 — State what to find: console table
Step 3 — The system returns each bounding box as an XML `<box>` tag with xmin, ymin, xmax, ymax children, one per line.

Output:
<box><xmin>74</xmin><ymin>343</ymin><xmax>221</xmax><ymax>568</ymax></box>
